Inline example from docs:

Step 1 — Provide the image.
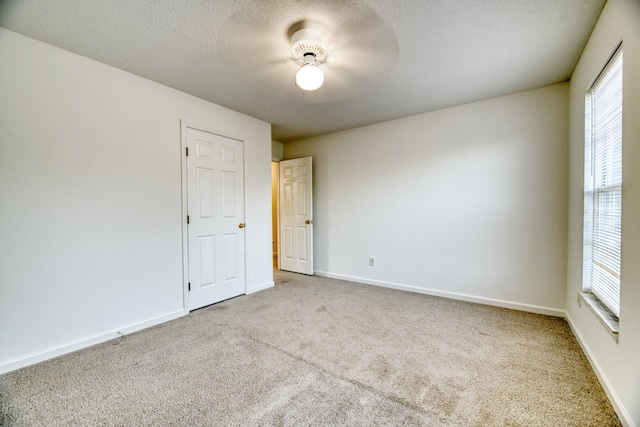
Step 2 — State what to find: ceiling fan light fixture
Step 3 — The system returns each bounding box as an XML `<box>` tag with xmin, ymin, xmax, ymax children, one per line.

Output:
<box><xmin>295</xmin><ymin>53</ymin><xmax>324</xmax><ymax>91</ymax></box>
<box><xmin>291</xmin><ymin>29</ymin><xmax>328</xmax><ymax>91</ymax></box>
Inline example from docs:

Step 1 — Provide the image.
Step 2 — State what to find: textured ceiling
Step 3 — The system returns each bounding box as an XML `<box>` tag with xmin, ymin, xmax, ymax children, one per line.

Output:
<box><xmin>0</xmin><ymin>0</ymin><xmax>606</xmax><ymax>142</ymax></box>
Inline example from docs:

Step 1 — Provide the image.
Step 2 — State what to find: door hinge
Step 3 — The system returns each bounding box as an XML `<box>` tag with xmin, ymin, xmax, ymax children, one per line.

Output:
<box><xmin>187</xmin><ymin>215</ymin><xmax>190</xmax><ymax>224</ymax></box>
<box><xmin>188</xmin><ymin>282</ymin><xmax>191</xmax><ymax>291</ymax></box>
<box><xmin>186</xmin><ymin>147</ymin><xmax>189</xmax><ymax>156</ymax></box>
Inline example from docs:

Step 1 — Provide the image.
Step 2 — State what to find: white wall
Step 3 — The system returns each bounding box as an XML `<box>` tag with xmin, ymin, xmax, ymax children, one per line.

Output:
<box><xmin>0</xmin><ymin>28</ymin><xmax>273</xmax><ymax>373</ymax></box>
<box><xmin>272</xmin><ymin>140</ymin><xmax>284</xmax><ymax>161</ymax></box>
<box><xmin>285</xmin><ymin>83</ymin><xmax>569</xmax><ymax>315</ymax></box>
<box><xmin>566</xmin><ymin>0</ymin><xmax>640</xmax><ymax>425</ymax></box>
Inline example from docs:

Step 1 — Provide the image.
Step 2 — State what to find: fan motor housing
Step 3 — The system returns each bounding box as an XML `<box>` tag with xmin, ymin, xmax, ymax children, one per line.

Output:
<box><xmin>291</xmin><ymin>29</ymin><xmax>328</xmax><ymax>62</ymax></box>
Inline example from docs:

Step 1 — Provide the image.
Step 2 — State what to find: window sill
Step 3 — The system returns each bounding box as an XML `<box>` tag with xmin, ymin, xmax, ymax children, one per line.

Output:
<box><xmin>579</xmin><ymin>292</ymin><xmax>619</xmax><ymax>342</ymax></box>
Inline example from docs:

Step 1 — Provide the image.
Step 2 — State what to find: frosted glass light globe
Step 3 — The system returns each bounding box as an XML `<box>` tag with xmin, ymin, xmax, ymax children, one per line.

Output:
<box><xmin>295</xmin><ymin>64</ymin><xmax>324</xmax><ymax>91</ymax></box>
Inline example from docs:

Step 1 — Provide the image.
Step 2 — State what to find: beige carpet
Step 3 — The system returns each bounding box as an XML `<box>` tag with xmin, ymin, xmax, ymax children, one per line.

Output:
<box><xmin>0</xmin><ymin>271</ymin><xmax>620</xmax><ymax>426</ymax></box>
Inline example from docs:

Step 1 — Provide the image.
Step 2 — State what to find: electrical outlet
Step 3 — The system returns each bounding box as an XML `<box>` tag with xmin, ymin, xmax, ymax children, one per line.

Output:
<box><xmin>369</xmin><ymin>257</ymin><xmax>375</xmax><ymax>266</ymax></box>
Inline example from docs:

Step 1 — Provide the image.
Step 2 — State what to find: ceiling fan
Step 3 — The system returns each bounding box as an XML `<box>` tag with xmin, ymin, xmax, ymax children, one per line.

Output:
<box><xmin>290</xmin><ymin>28</ymin><xmax>328</xmax><ymax>91</ymax></box>
<box><xmin>216</xmin><ymin>0</ymin><xmax>399</xmax><ymax>102</ymax></box>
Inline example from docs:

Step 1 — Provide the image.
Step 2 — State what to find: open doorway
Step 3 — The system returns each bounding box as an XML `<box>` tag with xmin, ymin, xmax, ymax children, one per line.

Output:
<box><xmin>271</xmin><ymin>161</ymin><xmax>279</xmax><ymax>269</ymax></box>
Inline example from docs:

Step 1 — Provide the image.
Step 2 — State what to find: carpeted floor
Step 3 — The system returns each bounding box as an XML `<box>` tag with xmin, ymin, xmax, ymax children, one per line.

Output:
<box><xmin>0</xmin><ymin>271</ymin><xmax>620</xmax><ymax>426</ymax></box>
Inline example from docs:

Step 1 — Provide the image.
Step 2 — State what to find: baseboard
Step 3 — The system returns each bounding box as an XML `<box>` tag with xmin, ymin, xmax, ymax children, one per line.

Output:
<box><xmin>246</xmin><ymin>280</ymin><xmax>274</xmax><ymax>294</ymax></box>
<box><xmin>314</xmin><ymin>270</ymin><xmax>565</xmax><ymax>317</ymax></box>
<box><xmin>0</xmin><ymin>309</ymin><xmax>185</xmax><ymax>375</ymax></box>
<box><xmin>565</xmin><ymin>312</ymin><xmax>635</xmax><ymax>427</ymax></box>
<box><xmin>2</xmin><ymin>280</ymin><xmax>275</xmax><ymax>375</ymax></box>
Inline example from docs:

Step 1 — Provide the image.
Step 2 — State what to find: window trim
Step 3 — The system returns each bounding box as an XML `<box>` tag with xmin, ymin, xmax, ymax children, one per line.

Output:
<box><xmin>581</xmin><ymin>43</ymin><xmax>623</xmax><ymax>338</ymax></box>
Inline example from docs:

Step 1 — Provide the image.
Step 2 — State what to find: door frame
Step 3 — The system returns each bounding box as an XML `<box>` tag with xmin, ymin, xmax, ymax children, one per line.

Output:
<box><xmin>180</xmin><ymin>120</ymin><xmax>248</xmax><ymax>314</ymax></box>
<box><xmin>272</xmin><ymin>160</ymin><xmax>280</xmax><ymax>270</ymax></box>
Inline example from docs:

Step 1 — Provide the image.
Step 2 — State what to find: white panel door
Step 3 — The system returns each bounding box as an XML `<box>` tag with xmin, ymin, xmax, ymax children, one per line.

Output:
<box><xmin>187</xmin><ymin>127</ymin><xmax>245</xmax><ymax>310</ymax></box>
<box><xmin>279</xmin><ymin>157</ymin><xmax>313</xmax><ymax>274</ymax></box>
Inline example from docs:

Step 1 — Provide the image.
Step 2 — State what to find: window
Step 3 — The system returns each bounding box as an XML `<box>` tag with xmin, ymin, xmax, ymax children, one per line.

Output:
<box><xmin>582</xmin><ymin>45</ymin><xmax>623</xmax><ymax>331</ymax></box>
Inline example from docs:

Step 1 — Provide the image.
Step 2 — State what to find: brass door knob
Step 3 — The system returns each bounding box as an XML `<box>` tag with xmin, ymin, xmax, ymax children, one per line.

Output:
<box><xmin>238</xmin><ymin>223</ymin><xmax>245</xmax><ymax>228</ymax></box>
<box><xmin>305</xmin><ymin>220</ymin><xmax>312</xmax><ymax>224</ymax></box>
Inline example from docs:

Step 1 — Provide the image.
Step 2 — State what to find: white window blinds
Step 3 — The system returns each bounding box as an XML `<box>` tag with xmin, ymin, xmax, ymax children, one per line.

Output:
<box><xmin>586</xmin><ymin>46</ymin><xmax>623</xmax><ymax>317</ymax></box>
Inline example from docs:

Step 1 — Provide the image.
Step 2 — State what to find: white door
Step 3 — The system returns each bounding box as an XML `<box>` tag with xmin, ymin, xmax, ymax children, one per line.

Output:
<box><xmin>186</xmin><ymin>127</ymin><xmax>245</xmax><ymax>310</ymax></box>
<box><xmin>279</xmin><ymin>157</ymin><xmax>313</xmax><ymax>274</ymax></box>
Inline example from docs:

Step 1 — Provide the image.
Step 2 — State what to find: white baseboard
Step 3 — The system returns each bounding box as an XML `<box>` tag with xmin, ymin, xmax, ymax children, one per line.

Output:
<box><xmin>314</xmin><ymin>270</ymin><xmax>565</xmax><ymax>317</ymax></box>
<box><xmin>565</xmin><ymin>312</ymin><xmax>635</xmax><ymax>427</ymax></box>
<box><xmin>2</xmin><ymin>280</ymin><xmax>275</xmax><ymax>375</ymax></box>
<box><xmin>246</xmin><ymin>280</ymin><xmax>274</xmax><ymax>294</ymax></box>
<box><xmin>0</xmin><ymin>309</ymin><xmax>185</xmax><ymax>375</ymax></box>
<box><xmin>313</xmin><ymin>270</ymin><xmax>632</xmax><ymax>426</ymax></box>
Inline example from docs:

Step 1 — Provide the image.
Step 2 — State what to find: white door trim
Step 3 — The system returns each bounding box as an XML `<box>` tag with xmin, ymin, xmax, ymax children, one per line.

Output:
<box><xmin>273</xmin><ymin>161</ymin><xmax>281</xmax><ymax>270</ymax></box>
<box><xmin>180</xmin><ymin>120</ymin><xmax>247</xmax><ymax>313</ymax></box>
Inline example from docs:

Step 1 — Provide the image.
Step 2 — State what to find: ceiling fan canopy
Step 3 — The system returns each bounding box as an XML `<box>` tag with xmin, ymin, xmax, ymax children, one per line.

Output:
<box><xmin>291</xmin><ymin>28</ymin><xmax>328</xmax><ymax>63</ymax></box>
